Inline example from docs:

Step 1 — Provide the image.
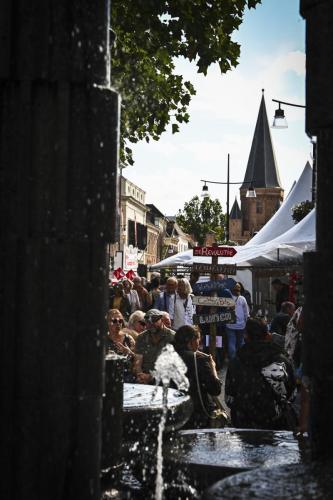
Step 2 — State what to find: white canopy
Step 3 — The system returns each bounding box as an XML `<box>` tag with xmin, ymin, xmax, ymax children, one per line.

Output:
<box><xmin>245</xmin><ymin>161</ymin><xmax>313</xmax><ymax>247</ymax></box>
<box><xmin>151</xmin><ymin>162</ymin><xmax>314</xmax><ymax>270</ymax></box>
<box><xmin>151</xmin><ymin>208</ymin><xmax>315</xmax><ymax>269</ymax></box>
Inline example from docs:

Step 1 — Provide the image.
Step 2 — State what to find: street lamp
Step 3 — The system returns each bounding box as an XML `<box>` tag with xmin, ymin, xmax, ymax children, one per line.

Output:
<box><xmin>271</xmin><ymin>98</ymin><xmax>316</xmax><ymax>204</ymax></box>
<box><xmin>272</xmin><ymin>99</ymin><xmax>305</xmax><ymax>129</ymax></box>
<box><xmin>200</xmin><ymin>153</ymin><xmax>256</xmax><ymax>242</ymax></box>
<box><xmin>272</xmin><ymin>102</ymin><xmax>288</xmax><ymax>128</ymax></box>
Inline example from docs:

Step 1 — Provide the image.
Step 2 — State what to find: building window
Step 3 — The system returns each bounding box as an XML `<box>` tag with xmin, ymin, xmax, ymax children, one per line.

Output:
<box><xmin>256</xmin><ymin>201</ymin><xmax>263</xmax><ymax>214</ymax></box>
<box><xmin>127</xmin><ymin>220</ymin><xmax>147</xmax><ymax>250</ymax></box>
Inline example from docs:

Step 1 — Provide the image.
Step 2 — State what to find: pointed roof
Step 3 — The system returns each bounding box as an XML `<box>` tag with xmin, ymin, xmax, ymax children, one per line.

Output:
<box><xmin>241</xmin><ymin>90</ymin><xmax>282</xmax><ymax>189</ymax></box>
<box><xmin>230</xmin><ymin>198</ymin><xmax>242</xmax><ymax>219</ymax></box>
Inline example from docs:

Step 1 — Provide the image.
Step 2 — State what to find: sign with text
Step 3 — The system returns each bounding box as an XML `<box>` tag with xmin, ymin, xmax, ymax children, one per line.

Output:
<box><xmin>124</xmin><ymin>245</ymin><xmax>138</xmax><ymax>271</ymax></box>
<box><xmin>193</xmin><ymin>246</ymin><xmax>237</xmax><ymax>257</ymax></box>
<box><xmin>192</xmin><ymin>296</ymin><xmax>235</xmax><ymax>308</ymax></box>
<box><xmin>193</xmin><ymin>278</ymin><xmax>236</xmax><ymax>293</ymax></box>
<box><xmin>193</xmin><ymin>310</ymin><xmax>236</xmax><ymax>325</ymax></box>
<box><xmin>192</xmin><ymin>263</ymin><xmax>237</xmax><ymax>275</ymax></box>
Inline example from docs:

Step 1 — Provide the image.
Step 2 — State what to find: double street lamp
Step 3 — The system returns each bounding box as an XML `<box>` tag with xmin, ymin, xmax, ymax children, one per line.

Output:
<box><xmin>201</xmin><ymin>153</ymin><xmax>256</xmax><ymax>242</ymax></box>
<box><xmin>271</xmin><ymin>98</ymin><xmax>317</xmax><ymax>204</ymax></box>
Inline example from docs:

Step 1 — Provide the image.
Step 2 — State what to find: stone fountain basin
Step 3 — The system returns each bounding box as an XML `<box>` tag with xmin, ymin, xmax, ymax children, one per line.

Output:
<box><xmin>163</xmin><ymin>428</ymin><xmax>309</xmax><ymax>492</ymax></box>
<box><xmin>123</xmin><ymin>383</ymin><xmax>193</xmax><ymax>439</ymax></box>
<box><xmin>203</xmin><ymin>460</ymin><xmax>333</xmax><ymax>499</ymax></box>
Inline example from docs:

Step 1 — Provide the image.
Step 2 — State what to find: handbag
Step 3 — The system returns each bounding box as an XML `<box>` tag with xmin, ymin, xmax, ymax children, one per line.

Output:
<box><xmin>193</xmin><ymin>352</ymin><xmax>229</xmax><ymax>427</ymax></box>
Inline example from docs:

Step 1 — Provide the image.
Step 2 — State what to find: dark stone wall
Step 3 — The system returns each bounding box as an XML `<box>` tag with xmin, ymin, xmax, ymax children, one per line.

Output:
<box><xmin>0</xmin><ymin>1</ymin><xmax>120</xmax><ymax>498</ymax></box>
<box><xmin>301</xmin><ymin>0</ymin><xmax>333</xmax><ymax>460</ymax></box>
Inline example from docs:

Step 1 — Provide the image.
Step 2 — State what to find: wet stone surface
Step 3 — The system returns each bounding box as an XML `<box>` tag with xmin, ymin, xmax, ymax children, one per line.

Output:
<box><xmin>166</xmin><ymin>428</ymin><xmax>306</xmax><ymax>468</ymax></box>
<box><xmin>123</xmin><ymin>383</ymin><xmax>192</xmax><ymax>438</ymax></box>
<box><xmin>203</xmin><ymin>460</ymin><xmax>333</xmax><ymax>499</ymax></box>
<box><xmin>163</xmin><ymin>428</ymin><xmax>310</xmax><ymax>492</ymax></box>
<box><xmin>124</xmin><ymin>383</ymin><xmax>190</xmax><ymax>410</ymax></box>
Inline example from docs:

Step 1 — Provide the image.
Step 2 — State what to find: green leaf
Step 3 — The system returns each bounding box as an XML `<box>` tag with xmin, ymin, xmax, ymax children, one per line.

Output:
<box><xmin>112</xmin><ymin>0</ymin><xmax>262</xmax><ymax>165</ymax></box>
<box><xmin>172</xmin><ymin>123</ymin><xmax>180</xmax><ymax>134</ymax></box>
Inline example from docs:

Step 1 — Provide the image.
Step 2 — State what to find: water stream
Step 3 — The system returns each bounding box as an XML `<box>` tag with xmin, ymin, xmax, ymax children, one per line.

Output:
<box><xmin>152</xmin><ymin>344</ymin><xmax>189</xmax><ymax>500</ymax></box>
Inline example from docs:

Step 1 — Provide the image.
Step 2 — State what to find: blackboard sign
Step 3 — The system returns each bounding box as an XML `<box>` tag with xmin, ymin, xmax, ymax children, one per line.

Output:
<box><xmin>193</xmin><ymin>310</ymin><xmax>236</xmax><ymax>325</ymax></box>
<box><xmin>192</xmin><ymin>263</ymin><xmax>237</xmax><ymax>275</ymax></box>
<box><xmin>193</xmin><ymin>278</ymin><xmax>236</xmax><ymax>293</ymax></box>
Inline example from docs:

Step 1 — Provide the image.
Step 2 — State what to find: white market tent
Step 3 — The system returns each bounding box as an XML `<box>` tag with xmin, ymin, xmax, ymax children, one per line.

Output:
<box><xmin>245</xmin><ymin>161</ymin><xmax>313</xmax><ymax>247</ymax></box>
<box><xmin>151</xmin><ymin>161</ymin><xmax>315</xmax><ymax>271</ymax></box>
<box><xmin>151</xmin><ymin>208</ymin><xmax>315</xmax><ymax>270</ymax></box>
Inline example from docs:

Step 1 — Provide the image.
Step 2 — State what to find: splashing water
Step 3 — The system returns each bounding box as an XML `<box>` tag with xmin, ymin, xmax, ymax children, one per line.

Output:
<box><xmin>152</xmin><ymin>344</ymin><xmax>189</xmax><ymax>392</ymax></box>
<box><xmin>151</xmin><ymin>344</ymin><xmax>189</xmax><ymax>500</ymax></box>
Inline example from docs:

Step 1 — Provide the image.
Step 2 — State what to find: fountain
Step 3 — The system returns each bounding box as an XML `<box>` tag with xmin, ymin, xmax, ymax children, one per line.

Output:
<box><xmin>102</xmin><ymin>345</ymin><xmax>194</xmax><ymax>498</ymax></box>
<box><xmin>102</xmin><ymin>344</ymin><xmax>312</xmax><ymax>499</ymax></box>
<box><xmin>164</xmin><ymin>428</ymin><xmax>310</xmax><ymax>493</ymax></box>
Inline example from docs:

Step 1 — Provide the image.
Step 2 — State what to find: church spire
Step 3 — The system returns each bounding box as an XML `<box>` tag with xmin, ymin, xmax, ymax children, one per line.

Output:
<box><xmin>241</xmin><ymin>90</ymin><xmax>282</xmax><ymax>189</ymax></box>
<box><xmin>229</xmin><ymin>198</ymin><xmax>242</xmax><ymax>219</ymax></box>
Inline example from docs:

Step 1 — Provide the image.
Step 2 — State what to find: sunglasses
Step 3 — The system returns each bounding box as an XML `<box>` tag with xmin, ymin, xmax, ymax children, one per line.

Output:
<box><xmin>137</xmin><ymin>320</ymin><xmax>146</xmax><ymax>326</ymax></box>
<box><xmin>110</xmin><ymin>318</ymin><xmax>124</xmax><ymax>325</ymax></box>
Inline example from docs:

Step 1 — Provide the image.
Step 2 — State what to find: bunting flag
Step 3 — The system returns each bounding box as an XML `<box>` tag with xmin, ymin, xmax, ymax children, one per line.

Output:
<box><xmin>113</xmin><ymin>267</ymin><xmax>125</xmax><ymax>280</ymax></box>
<box><xmin>126</xmin><ymin>269</ymin><xmax>137</xmax><ymax>281</ymax></box>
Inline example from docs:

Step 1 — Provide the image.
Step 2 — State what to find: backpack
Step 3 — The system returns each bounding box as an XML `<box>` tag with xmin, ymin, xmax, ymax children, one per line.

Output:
<box><xmin>227</xmin><ymin>360</ymin><xmax>284</xmax><ymax>429</ymax></box>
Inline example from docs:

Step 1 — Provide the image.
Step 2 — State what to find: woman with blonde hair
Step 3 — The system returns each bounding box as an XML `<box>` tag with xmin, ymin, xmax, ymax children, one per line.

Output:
<box><xmin>169</xmin><ymin>277</ymin><xmax>195</xmax><ymax>331</ymax></box>
<box><xmin>122</xmin><ymin>278</ymin><xmax>141</xmax><ymax>313</ymax></box>
<box><xmin>106</xmin><ymin>308</ymin><xmax>136</xmax><ymax>382</ymax></box>
<box><xmin>122</xmin><ymin>310</ymin><xmax>147</xmax><ymax>341</ymax></box>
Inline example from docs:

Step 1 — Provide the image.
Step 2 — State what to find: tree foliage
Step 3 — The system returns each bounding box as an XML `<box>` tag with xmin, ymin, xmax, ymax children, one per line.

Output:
<box><xmin>176</xmin><ymin>195</ymin><xmax>225</xmax><ymax>244</ymax></box>
<box><xmin>111</xmin><ymin>0</ymin><xmax>261</xmax><ymax>165</ymax></box>
<box><xmin>291</xmin><ymin>200</ymin><xmax>314</xmax><ymax>224</ymax></box>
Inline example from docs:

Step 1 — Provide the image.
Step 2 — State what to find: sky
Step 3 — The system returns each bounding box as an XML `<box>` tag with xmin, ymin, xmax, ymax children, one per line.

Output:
<box><xmin>123</xmin><ymin>0</ymin><xmax>309</xmax><ymax>217</ymax></box>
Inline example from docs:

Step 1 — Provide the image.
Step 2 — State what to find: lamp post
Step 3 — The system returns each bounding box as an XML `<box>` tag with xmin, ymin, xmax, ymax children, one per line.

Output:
<box><xmin>201</xmin><ymin>153</ymin><xmax>256</xmax><ymax>242</ymax></box>
<box><xmin>271</xmin><ymin>99</ymin><xmax>317</xmax><ymax>204</ymax></box>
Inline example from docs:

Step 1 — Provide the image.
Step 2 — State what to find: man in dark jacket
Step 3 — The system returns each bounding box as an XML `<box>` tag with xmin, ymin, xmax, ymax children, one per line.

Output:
<box><xmin>225</xmin><ymin>318</ymin><xmax>296</xmax><ymax>430</ymax></box>
<box><xmin>270</xmin><ymin>301</ymin><xmax>295</xmax><ymax>336</ymax></box>
<box><xmin>175</xmin><ymin>325</ymin><xmax>221</xmax><ymax>428</ymax></box>
<box><xmin>271</xmin><ymin>278</ymin><xmax>290</xmax><ymax>312</ymax></box>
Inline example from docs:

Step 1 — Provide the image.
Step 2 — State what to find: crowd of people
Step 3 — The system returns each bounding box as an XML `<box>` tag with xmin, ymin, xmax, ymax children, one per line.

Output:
<box><xmin>106</xmin><ymin>272</ymin><xmax>307</xmax><ymax>434</ymax></box>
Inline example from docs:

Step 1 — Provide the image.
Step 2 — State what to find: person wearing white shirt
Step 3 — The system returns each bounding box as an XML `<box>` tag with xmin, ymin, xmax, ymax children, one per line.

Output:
<box><xmin>169</xmin><ymin>278</ymin><xmax>195</xmax><ymax>331</ymax></box>
<box><xmin>226</xmin><ymin>282</ymin><xmax>250</xmax><ymax>359</ymax></box>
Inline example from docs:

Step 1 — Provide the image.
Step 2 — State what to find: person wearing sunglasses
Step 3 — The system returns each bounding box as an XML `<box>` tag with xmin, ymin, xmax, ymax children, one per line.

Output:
<box><xmin>127</xmin><ymin>311</ymin><xmax>146</xmax><ymax>335</ymax></box>
<box><xmin>106</xmin><ymin>309</ymin><xmax>136</xmax><ymax>382</ymax></box>
<box><xmin>121</xmin><ymin>310</ymin><xmax>147</xmax><ymax>341</ymax></box>
<box><xmin>134</xmin><ymin>309</ymin><xmax>175</xmax><ymax>384</ymax></box>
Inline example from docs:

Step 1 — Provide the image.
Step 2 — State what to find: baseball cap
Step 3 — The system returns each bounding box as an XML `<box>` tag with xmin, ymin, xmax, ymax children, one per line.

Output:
<box><xmin>144</xmin><ymin>309</ymin><xmax>163</xmax><ymax>322</ymax></box>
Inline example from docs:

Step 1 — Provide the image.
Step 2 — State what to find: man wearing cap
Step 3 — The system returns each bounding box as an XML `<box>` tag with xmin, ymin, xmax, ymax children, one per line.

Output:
<box><xmin>134</xmin><ymin>309</ymin><xmax>175</xmax><ymax>384</ymax></box>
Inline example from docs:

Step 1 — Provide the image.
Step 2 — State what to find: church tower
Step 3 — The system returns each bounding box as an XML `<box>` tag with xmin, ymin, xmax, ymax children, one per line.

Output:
<box><xmin>229</xmin><ymin>198</ymin><xmax>243</xmax><ymax>243</ymax></box>
<box><xmin>240</xmin><ymin>90</ymin><xmax>284</xmax><ymax>241</ymax></box>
